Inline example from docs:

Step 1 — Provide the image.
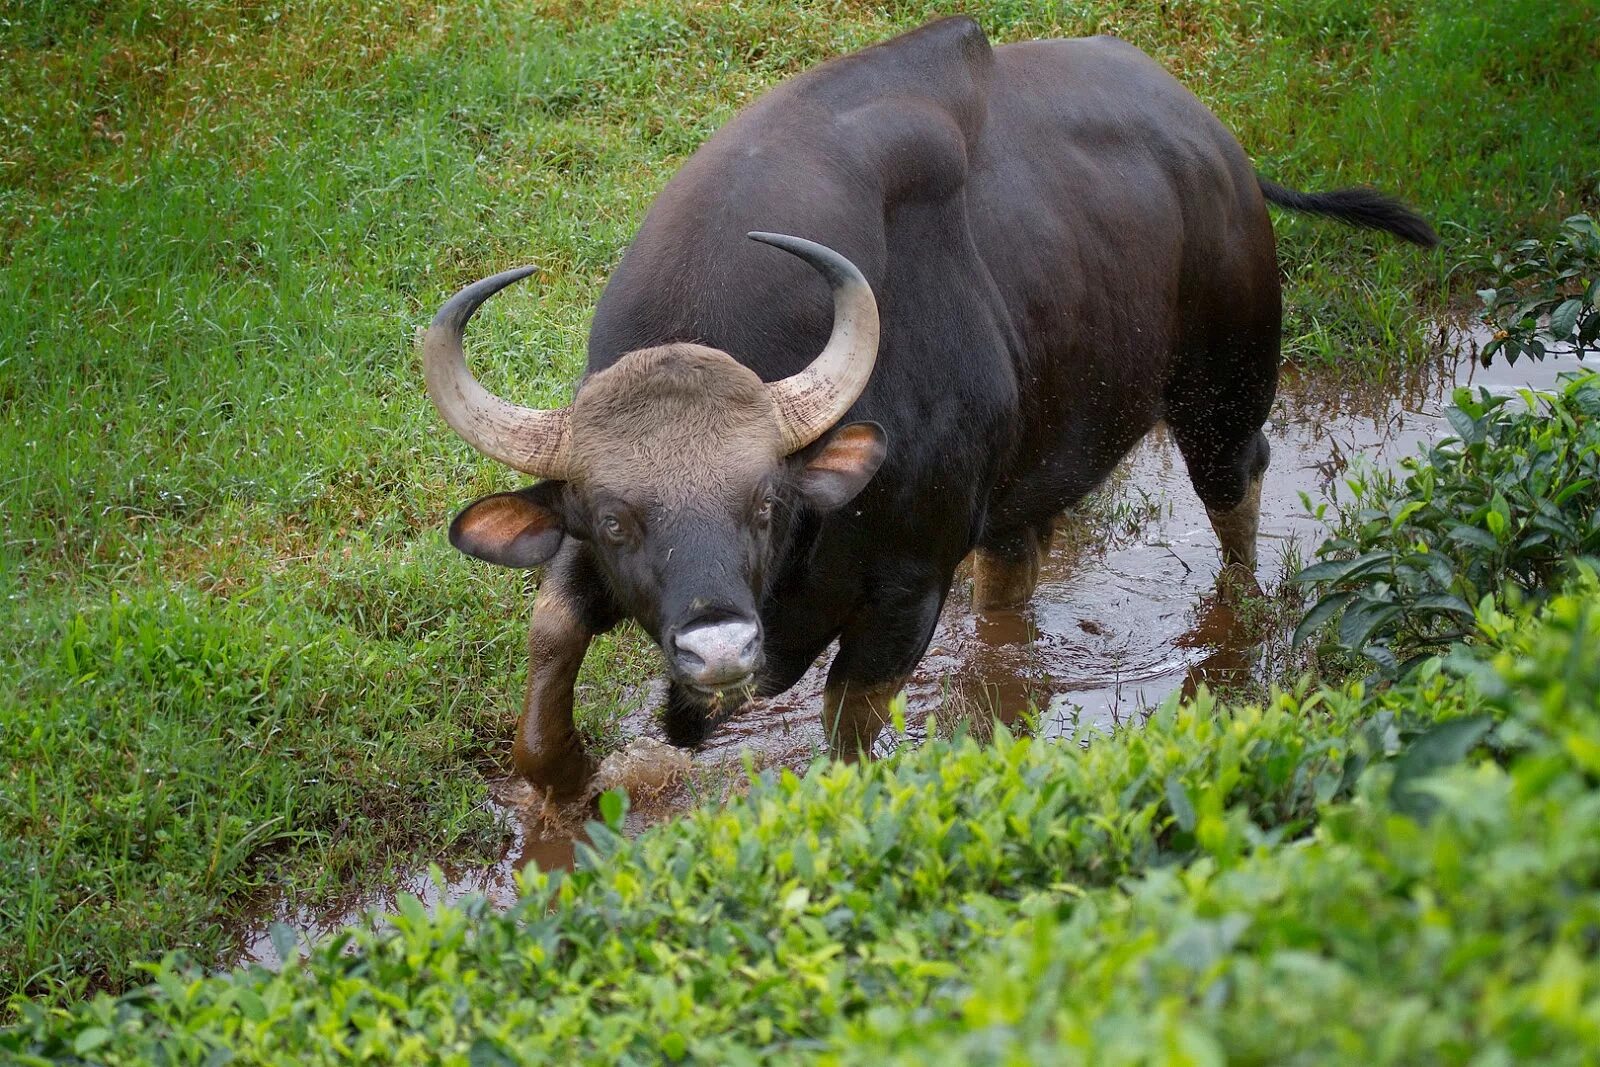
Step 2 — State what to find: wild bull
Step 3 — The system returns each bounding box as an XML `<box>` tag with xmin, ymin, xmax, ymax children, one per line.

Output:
<box><xmin>422</xmin><ymin>17</ymin><xmax>1436</xmax><ymax>796</ymax></box>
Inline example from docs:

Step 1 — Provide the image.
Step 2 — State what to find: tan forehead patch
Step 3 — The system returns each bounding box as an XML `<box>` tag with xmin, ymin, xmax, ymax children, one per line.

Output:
<box><xmin>569</xmin><ymin>344</ymin><xmax>784</xmax><ymax>505</ymax></box>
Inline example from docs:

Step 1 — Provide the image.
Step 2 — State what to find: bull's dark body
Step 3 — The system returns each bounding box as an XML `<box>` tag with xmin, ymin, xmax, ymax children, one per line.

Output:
<box><xmin>580</xmin><ymin>18</ymin><xmax>1278</xmax><ymax>725</ymax></box>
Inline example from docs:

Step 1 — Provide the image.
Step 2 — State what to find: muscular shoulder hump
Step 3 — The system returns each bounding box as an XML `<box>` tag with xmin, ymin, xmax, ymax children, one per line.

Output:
<box><xmin>588</xmin><ymin>18</ymin><xmax>995</xmax><ymax>366</ymax></box>
<box><xmin>788</xmin><ymin>17</ymin><xmax>992</xmax><ymax>201</ymax></box>
<box><xmin>801</xmin><ymin>16</ymin><xmax>994</xmax><ymax>136</ymax></box>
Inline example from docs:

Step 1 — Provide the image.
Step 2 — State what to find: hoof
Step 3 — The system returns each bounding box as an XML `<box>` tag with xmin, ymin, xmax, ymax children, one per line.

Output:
<box><xmin>514</xmin><ymin>737</ymin><xmax>596</xmax><ymax>802</ymax></box>
<box><xmin>972</xmin><ymin>537</ymin><xmax>1043</xmax><ymax>612</ymax></box>
<box><xmin>1215</xmin><ymin>562</ymin><xmax>1263</xmax><ymax>603</ymax></box>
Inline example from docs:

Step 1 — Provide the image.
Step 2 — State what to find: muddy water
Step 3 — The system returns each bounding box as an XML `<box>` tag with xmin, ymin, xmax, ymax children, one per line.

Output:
<box><xmin>244</xmin><ymin>326</ymin><xmax>1589</xmax><ymax>967</ymax></box>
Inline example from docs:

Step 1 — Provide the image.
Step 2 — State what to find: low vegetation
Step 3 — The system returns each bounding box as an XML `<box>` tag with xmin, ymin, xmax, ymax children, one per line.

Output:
<box><xmin>1474</xmin><ymin>213</ymin><xmax>1600</xmax><ymax>364</ymax></box>
<box><xmin>7</xmin><ymin>557</ymin><xmax>1599</xmax><ymax>1059</ymax></box>
<box><xmin>1293</xmin><ymin>372</ymin><xmax>1600</xmax><ymax>672</ymax></box>
<box><xmin>3</xmin><ymin>0</ymin><xmax>1597</xmax><ymax>1017</ymax></box>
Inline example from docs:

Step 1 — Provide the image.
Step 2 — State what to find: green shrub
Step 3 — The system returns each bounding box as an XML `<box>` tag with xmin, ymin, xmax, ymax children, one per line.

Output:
<box><xmin>1474</xmin><ymin>213</ymin><xmax>1600</xmax><ymax>364</ymax></box>
<box><xmin>841</xmin><ymin>584</ymin><xmax>1600</xmax><ymax>1064</ymax></box>
<box><xmin>10</xmin><ymin>572</ymin><xmax>1600</xmax><ymax>1063</ymax></box>
<box><xmin>1294</xmin><ymin>372</ymin><xmax>1600</xmax><ymax>673</ymax></box>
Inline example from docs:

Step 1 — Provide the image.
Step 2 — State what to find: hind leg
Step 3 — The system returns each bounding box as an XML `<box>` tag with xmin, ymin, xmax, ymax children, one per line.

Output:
<box><xmin>1172</xmin><ymin>421</ymin><xmax>1271</xmax><ymax>578</ymax></box>
<box><xmin>1167</xmin><ymin>343</ymin><xmax>1277</xmax><ymax>579</ymax></box>
<box><xmin>1198</xmin><ymin>431</ymin><xmax>1269</xmax><ymax>572</ymax></box>
<box><xmin>972</xmin><ymin>519</ymin><xmax>1056</xmax><ymax>611</ymax></box>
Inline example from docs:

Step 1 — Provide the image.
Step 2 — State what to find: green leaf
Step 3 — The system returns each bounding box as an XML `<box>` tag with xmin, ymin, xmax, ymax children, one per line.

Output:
<box><xmin>235</xmin><ymin>987</ymin><xmax>267</xmax><ymax>1023</ymax></box>
<box><xmin>1407</xmin><ymin>593</ymin><xmax>1475</xmax><ymax>618</ymax></box>
<box><xmin>1444</xmin><ymin>406</ymin><xmax>1483</xmax><ymax>445</ymax></box>
<box><xmin>1579</xmin><ymin>311</ymin><xmax>1600</xmax><ymax>346</ymax></box>
<box><xmin>1447</xmin><ymin>525</ymin><xmax>1499</xmax><ymax>551</ymax></box>
<box><xmin>1391</xmin><ymin>500</ymin><xmax>1426</xmax><ymax>528</ymax></box>
<box><xmin>73</xmin><ymin>1028</ymin><xmax>114</xmax><ymax>1056</ymax></box>
<box><xmin>1292</xmin><ymin>590</ymin><xmax>1354</xmax><ymax>649</ymax></box>
<box><xmin>469</xmin><ymin>1037</ymin><xmax>518</xmax><ymax>1067</ymax></box>
<box><xmin>1338</xmin><ymin>599</ymin><xmax>1402</xmax><ymax>651</ymax></box>
<box><xmin>598</xmin><ymin>788</ymin><xmax>628</xmax><ymax>831</ymax></box>
<box><xmin>1165</xmin><ymin>774</ymin><xmax>1196</xmax><ymax>833</ymax></box>
<box><xmin>1293</xmin><ymin>551</ymin><xmax>1392</xmax><ymax>585</ymax></box>
<box><xmin>268</xmin><ymin>921</ymin><xmax>297</xmax><ymax>965</ymax></box>
<box><xmin>1550</xmin><ymin>297</ymin><xmax>1583</xmax><ymax>340</ymax></box>
<box><xmin>1553</xmin><ymin>479</ymin><xmax>1594</xmax><ymax>506</ymax></box>
<box><xmin>1390</xmin><ymin>715</ymin><xmax>1494</xmax><ymax>819</ymax></box>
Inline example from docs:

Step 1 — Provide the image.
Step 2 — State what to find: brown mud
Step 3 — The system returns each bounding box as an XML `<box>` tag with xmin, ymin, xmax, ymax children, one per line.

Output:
<box><xmin>244</xmin><ymin>325</ymin><xmax>1588</xmax><ymax>966</ymax></box>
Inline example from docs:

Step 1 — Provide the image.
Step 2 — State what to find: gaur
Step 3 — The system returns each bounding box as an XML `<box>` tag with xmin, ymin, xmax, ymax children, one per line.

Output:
<box><xmin>421</xmin><ymin>17</ymin><xmax>1436</xmax><ymax>795</ymax></box>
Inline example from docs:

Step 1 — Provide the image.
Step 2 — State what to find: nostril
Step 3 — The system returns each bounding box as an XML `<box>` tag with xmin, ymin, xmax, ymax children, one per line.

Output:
<box><xmin>671</xmin><ymin>638</ymin><xmax>706</xmax><ymax>670</ymax></box>
<box><xmin>671</xmin><ymin>619</ymin><xmax>760</xmax><ymax>684</ymax></box>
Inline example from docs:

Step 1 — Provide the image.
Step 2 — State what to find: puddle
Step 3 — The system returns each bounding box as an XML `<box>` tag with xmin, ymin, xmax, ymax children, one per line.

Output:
<box><xmin>242</xmin><ymin>322</ymin><xmax>1591</xmax><ymax>967</ymax></box>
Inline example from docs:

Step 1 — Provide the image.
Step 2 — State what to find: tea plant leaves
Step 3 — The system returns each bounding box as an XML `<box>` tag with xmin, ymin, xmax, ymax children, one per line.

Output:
<box><xmin>1389</xmin><ymin>714</ymin><xmax>1494</xmax><ymax>818</ymax></box>
<box><xmin>1338</xmin><ymin>599</ymin><xmax>1402</xmax><ymax>651</ymax></box>
<box><xmin>1294</xmin><ymin>373</ymin><xmax>1600</xmax><ymax>671</ymax></box>
<box><xmin>9</xmin><ymin>579</ymin><xmax>1600</xmax><ymax>1062</ymax></box>
<box><xmin>1294</xmin><ymin>551</ymin><xmax>1394</xmax><ymax>584</ymax></box>
<box><xmin>1445</xmin><ymin>405</ymin><xmax>1485</xmax><ymax>446</ymax></box>
<box><xmin>1475</xmin><ymin>214</ymin><xmax>1600</xmax><ymax>362</ymax></box>
<box><xmin>1550</xmin><ymin>297</ymin><xmax>1583</xmax><ymax>341</ymax></box>
<box><xmin>1293</xmin><ymin>590</ymin><xmax>1354</xmax><ymax>650</ymax></box>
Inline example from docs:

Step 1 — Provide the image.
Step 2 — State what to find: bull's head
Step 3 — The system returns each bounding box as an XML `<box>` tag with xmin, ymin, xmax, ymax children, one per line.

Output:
<box><xmin>423</xmin><ymin>234</ymin><xmax>885</xmax><ymax>699</ymax></box>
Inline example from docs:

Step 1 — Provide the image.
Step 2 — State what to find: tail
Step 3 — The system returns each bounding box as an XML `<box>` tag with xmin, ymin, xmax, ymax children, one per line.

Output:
<box><xmin>1257</xmin><ymin>176</ymin><xmax>1439</xmax><ymax>247</ymax></box>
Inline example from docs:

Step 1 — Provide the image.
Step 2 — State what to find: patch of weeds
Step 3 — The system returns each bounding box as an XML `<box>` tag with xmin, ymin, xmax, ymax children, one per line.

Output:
<box><xmin>0</xmin><ymin>583</ymin><xmax>504</xmax><ymax>1005</ymax></box>
<box><xmin>574</xmin><ymin>622</ymin><xmax>659</xmax><ymax>757</ymax></box>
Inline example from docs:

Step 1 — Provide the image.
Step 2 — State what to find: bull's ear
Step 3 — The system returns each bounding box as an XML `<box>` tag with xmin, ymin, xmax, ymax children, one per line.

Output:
<box><xmin>797</xmin><ymin>422</ymin><xmax>887</xmax><ymax>510</ymax></box>
<box><xmin>449</xmin><ymin>484</ymin><xmax>566</xmax><ymax>568</ymax></box>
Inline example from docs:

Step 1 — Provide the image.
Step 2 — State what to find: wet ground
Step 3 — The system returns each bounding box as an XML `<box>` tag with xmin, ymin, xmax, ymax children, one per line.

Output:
<box><xmin>246</xmin><ymin>325</ymin><xmax>1589</xmax><ymax>966</ymax></box>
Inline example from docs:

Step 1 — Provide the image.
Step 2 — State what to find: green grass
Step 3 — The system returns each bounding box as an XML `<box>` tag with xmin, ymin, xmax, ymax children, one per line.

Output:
<box><xmin>1</xmin><ymin>0</ymin><xmax>1596</xmax><ymax>1007</ymax></box>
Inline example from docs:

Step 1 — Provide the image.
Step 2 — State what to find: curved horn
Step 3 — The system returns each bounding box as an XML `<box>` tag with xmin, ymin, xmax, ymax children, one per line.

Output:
<box><xmin>421</xmin><ymin>266</ymin><xmax>572</xmax><ymax>479</ymax></box>
<box><xmin>747</xmin><ymin>232</ymin><xmax>881</xmax><ymax>454</ymax></box>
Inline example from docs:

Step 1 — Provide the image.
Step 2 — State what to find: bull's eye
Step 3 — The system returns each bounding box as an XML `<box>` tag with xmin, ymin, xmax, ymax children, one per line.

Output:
<box><xmin>599</xmin><ymin>513</ymin><xmax>628</xmax><ymax>545</ymax></box>
<box><xmin>755</xmin><ymin>495</ymin><xmax>774</xmax><ymax>526</ymax></box>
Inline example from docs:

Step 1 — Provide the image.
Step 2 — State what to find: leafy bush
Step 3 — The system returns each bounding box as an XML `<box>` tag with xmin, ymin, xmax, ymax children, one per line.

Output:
<box><xmin>842</xmin><ymin>582</ymin><xmax>1600</xmax><ymax>1064</ymax></box>
<box><xmin>8</xmin><ymin>572</ymin><xmax>1600</xmax><ymax>1063</ymax></box>
<box><xmin>1294</xmin><ymin>371</ymin><xmax>1600</xmax><ymax>672</ymax></box>
<box><xmin>1475</xmin><ymin>213</ymin><xmax>1600</xmax><ymax>364</ymax></box>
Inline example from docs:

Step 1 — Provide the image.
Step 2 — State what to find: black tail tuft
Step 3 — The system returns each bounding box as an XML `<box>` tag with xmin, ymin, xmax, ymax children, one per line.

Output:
<box><xmin>1258</xmin><ymin>177</ymin><xmax>1439</xmax><ymax>247</ymax></box>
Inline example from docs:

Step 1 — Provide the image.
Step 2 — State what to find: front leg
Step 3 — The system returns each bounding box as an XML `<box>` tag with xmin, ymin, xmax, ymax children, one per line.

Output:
<box><xmin>823</xmin><ymin>569</ymin><xmax>949</xmax><ymax>759</ymax></box>
<box><xmin>514</xmin><ymin>541</ymin><xmax>620</xmax><ymax>798</ymax></box>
